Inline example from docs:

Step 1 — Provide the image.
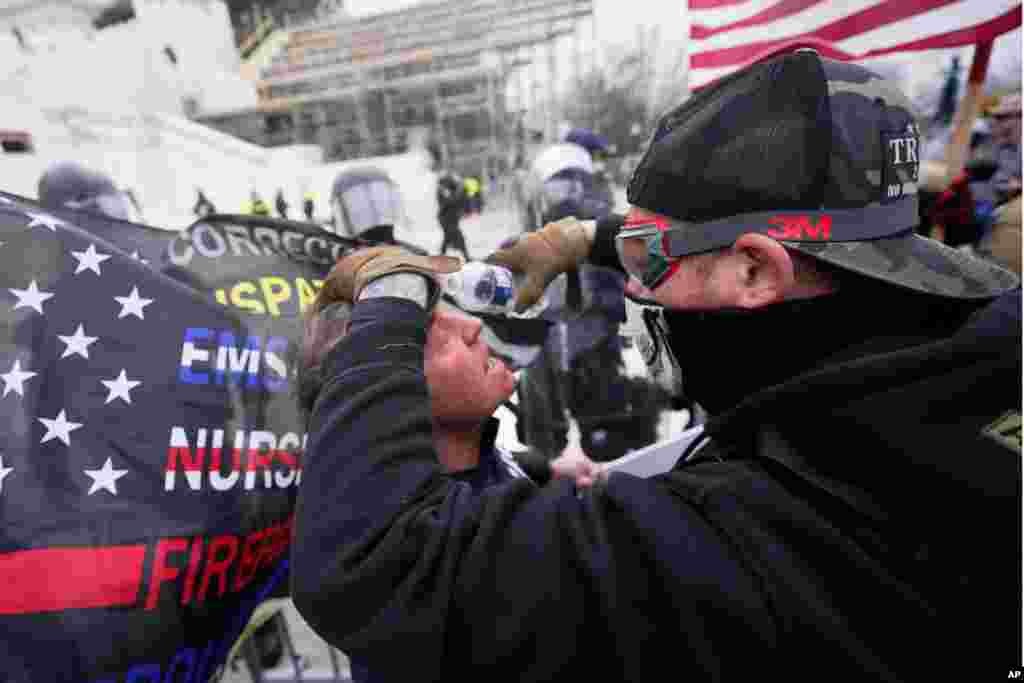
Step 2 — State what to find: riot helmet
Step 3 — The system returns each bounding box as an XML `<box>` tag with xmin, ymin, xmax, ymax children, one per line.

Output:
<box><xmin>38</xmin><ymin>161</ymin><xmax>136</xmax><ymax>221</ymax></box>
<box><xmin>564</xmin><ymin>127</ymin><xmax>610</xmax><ymax>164</ymax></box>
<box><xmin>330</xmin><ymin>168</ymin><xmax>404</xmax><ymax>238</ymax></box>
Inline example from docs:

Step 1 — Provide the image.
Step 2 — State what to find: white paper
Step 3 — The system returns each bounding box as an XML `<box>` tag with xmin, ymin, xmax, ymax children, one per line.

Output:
<box><xmin>599</xmin><ymin>425</ymin><xmax>706</xmax><ymax>479</ymax></box>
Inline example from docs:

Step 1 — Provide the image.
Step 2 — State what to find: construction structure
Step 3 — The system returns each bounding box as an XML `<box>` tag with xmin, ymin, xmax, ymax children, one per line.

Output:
<box><xmin>201</xmin><ymin>0</ymin><xmax>594</xmax><ymax>176</ymax></box>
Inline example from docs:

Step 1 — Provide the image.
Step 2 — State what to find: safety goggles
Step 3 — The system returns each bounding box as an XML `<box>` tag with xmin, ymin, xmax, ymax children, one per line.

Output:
<box><xmin>614</xmin><ymin>220</ymin><xmax>679</xmax><ymax>291</ymax></box>
<box><xmin>616</xmin><ymin>201</ymin><xmax>920</xmax><ymax>291</ymax></box>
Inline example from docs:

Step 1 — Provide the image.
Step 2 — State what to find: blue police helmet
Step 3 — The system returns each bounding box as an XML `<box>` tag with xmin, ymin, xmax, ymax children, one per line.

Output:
<box><xmin>38</xmin><ymin>161</ymin><xmax>133</xmax><ymax>221</ymax></box>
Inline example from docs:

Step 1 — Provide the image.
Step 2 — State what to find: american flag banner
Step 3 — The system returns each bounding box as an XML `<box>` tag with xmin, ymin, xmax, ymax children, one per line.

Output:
<box><xmin>0</xmin><ymin>193</ymin><xmax>361</xmax><ymax>682</ymax></box>
<box><xmin>688</xmin><ymin>0</ymin><xmax>1023</xmax><ymax>90</ymax></box>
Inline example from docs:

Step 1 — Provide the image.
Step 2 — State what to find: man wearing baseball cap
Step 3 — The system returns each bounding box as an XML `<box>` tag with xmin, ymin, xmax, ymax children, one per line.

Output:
<box><xmin>292</xmin><ymin>49</ymin><xmax>1021</xmax><ymax>680</ymax></box>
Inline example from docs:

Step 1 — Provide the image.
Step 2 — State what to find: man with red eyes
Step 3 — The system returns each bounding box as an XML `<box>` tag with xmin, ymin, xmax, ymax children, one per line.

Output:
<box><xmin>292</xmin><ymin>49</ymin><xmax>1021</xmax><ymax>681</ymax></box>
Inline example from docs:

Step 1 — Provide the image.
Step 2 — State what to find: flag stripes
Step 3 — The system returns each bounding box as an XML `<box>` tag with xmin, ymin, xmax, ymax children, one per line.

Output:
<box><xmin>689</xmin><ymin>0</ymin><xmax>1023</xmax><ymax>89</ymax></box>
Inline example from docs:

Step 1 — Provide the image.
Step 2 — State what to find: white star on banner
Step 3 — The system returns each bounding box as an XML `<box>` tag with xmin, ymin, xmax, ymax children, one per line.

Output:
<box><xmin>57</xmin><ymin>324</ymin><xmax>99</xmax><ymax>359</ymax></box>
<box><xmin>100</xmin><ymin>369</ymin><xmax>141</xmax><ymax>404</ymax></box>
<box><xmin>1</xmin><ymin>360</ymin><xmax>36</xmax><ymax>397</ymax></box>
<box><xmin>9</xmin><ymin>280</ymin><xmax>54</xmax><ymax>315</ymax></box>
<box><xmin>25</xmin><ymin>211</ymin><xmax>63</xmax><ymax>232</ymax></box>
<box><xmin>130</xmin><ymin>251</ymin><xmax>149</xmax><ymax>265</ymax></box>
<box><xmin>38</xmin><ymin>409</ymin><xmax>83</xmax><ymax>446</ymax></box>
<box><xmin>71</xmin><ymin>244</ymin><xmax>111</xmax><ymax>276</ymax></box>
<box><xmin>84</xmin><ymin>457</ymin><xmax>128</xmax><ymax>495</ymax></box>
<box><xmin>0</xmin><ymin>456</ymin><xmax>12</xmax><ymax>493</ymax></box>
<box><xmin>114</xmin><ymin>286</ymin><xmax>153</xmax><ymax>320</ymax></box>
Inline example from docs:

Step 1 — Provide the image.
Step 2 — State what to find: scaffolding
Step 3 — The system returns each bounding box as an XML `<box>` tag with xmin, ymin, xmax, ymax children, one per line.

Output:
<box><xmin>203</xmin><ymin>0</ymin><xmax>593</xmax><ymax>174</ymax></box>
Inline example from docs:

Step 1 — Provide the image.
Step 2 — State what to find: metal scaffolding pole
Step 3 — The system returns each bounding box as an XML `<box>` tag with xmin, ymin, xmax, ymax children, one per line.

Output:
<box><xmin>547</xmin><ymin>20</ymin><xmax>558</xmax><ymax>143</ymax></box>
<box><xmin>433</xmin><ymin>82</ymin><xmax>448</xmax><ymax>166</ymax></box>
<box><xmin>487</xmin><ymin>61</ymin><xmax>498</xmax><ymax>178</ymax></box>
<box><xmin>354</xmin><ymin>61</ymin><xmax>373</xmax><ymax>158</ymax></box>
<box><xmin>573</xmin><ymin>0</ymin><xmax>582</xmax><ymax>89</ymax></box>
<box><xmin>590</xmin><ymin>10</ymin><xmax>598</xmax><ymax>130</ymax></box>
<box><xmin>383</xmin><ymin>89</ymin><xmax>395</xmax><ymax>153</ymax></box>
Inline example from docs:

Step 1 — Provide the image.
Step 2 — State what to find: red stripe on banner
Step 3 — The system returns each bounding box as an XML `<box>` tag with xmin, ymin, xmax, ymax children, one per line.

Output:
<box><xmin>692</xmin><ymin>7</ymin><xmax>1023</xmax><ymax>91</ymax></box>
<box><xmin>691</xmin><ymin>0</ymin><xmax>960</xmax><ymax>69</ymax></box>
<box><xmin>0</xmin><ymin>545</ymin><xmax>146</xmax><ymax>614</ymax></box>
<box><xmin>691</xmin><ymin>0</ymin><xmax>828</xmax><ymax>40</ymax></box>
<box><xmin>690</xmin><ymin>0</ymin><xmax>751</xmax><ymax>9</ymax></box>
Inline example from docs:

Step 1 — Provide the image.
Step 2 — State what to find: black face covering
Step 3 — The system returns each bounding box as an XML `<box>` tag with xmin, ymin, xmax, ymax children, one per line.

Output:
<box><xmin>663</xmin><ymin>290</ymin><xmax>977</xmax><ymax>415</ymax></box>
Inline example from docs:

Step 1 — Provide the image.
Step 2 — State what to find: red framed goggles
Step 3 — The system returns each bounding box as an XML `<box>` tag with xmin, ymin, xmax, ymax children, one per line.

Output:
<box><xmin>614</xmin><ymin>213</ymin><xmax>681</xmax><ymax>290</ymax></box>
<box><xmin>616</xmin><ymin>202</ymin><xmax>918</xmax><ymax>290</ymax></box>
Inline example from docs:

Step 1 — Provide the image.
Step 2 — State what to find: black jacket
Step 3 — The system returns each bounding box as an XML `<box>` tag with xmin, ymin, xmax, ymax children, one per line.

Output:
<box><xmin>349</xmin><ymin>416</ymin><xmax>532</xmax><ymax>683</ymax></box>
<box><xmin>292</xmin><ymin>292</ymin><xmax>1021</xmax><ymax>681</ymax></box>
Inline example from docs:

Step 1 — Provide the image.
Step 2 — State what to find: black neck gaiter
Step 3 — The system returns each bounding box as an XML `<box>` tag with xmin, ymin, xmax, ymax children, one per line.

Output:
<box><xmin>663</xmin><ymin>290</ymin><xmax>976</xmax><ymax>415</ymax></box>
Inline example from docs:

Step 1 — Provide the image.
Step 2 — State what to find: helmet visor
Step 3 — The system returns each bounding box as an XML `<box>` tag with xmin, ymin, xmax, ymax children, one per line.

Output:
<box><xmin>333</xmin><ymin>180</ymin><xmax>402</xmax><ymax>236</ymax></box>
<box><xmin>540</xmin><ymin>176</ymin><xmax>585</xmax><ymax>216</ymax></box>
<box><xmin>65</xmin><ymin>192</ymin><xmax>134</xmax><ymax>221</ymax></box>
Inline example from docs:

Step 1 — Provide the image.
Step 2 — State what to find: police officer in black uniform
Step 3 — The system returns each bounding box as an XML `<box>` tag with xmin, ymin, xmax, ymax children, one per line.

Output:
<box><xmin>436</xmin><ymin>170</ymin><xmax>471</xmax><ymax>260</ymax></box>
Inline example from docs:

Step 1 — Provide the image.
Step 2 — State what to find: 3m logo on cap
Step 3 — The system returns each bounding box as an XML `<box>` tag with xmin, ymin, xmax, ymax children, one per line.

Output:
<box><xmin>767</xmin><ymin>215</ymin><xmax>832</xmax><ymax>240</ymax></box>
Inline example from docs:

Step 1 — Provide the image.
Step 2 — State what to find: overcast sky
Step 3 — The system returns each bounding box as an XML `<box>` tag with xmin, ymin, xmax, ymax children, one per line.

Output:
<box><xmin>343</xmin><ymin>0</ymin><xmax>684</xmax><ymax>48</ymax></box>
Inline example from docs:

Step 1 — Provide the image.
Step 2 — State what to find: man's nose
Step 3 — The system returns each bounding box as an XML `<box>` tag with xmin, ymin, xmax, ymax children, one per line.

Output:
<box><xmin>434</xmin><ymin>308</ymin><xmax>482</xmax><ymax>343</ymax></box>
<box><xmin>461</xmin><ymin>316</ymin><xmax>483</xmax><ymax>344</ymax></box>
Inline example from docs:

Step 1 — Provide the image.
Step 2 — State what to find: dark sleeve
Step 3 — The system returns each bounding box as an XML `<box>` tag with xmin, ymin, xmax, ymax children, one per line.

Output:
<box><xmin>291</xmin><ymin>297</ymin><xmax>587</xmax><ymax>679</ymax></box>
<box><xmin>290</xmin><ymin>298</ymin><xmax>764</xmax><ymax>680</ymax></box>
<box><xmin>588</xmin><ymin>213</ymin><xmax>626</xmax><ymax>274</ymax></box>
<box><xmin>512</xmin><ymin>448</ymin><xmax>553</xmax><ymax>485</ymax></box>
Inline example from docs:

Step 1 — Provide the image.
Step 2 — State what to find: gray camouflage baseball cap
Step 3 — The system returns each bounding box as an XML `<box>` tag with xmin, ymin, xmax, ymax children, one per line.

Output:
<box><xmin>627</xmin><ymin>47</ymin><xmax>1019</xmax><ymax>299</ymax></box>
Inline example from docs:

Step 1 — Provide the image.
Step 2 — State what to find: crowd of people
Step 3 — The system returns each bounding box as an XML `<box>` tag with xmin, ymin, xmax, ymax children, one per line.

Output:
<box><xmin>191</xmin><ymin>187</ymin><xmax>318</xmax><ymax>222</ymax></box>
<box><xmin>19</xmin><ymin>46</ymin><xmax>1023</xmax><ymax>682</ymax></box>
<box><xmin>926</xmin><ymin>92</ymin><xmax>1022</xmax><ymax>276</ymax></box>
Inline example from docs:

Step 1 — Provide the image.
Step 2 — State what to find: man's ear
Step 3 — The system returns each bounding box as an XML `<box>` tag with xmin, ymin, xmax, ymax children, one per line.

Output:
<box><xmin>728</xmin><ymin>233</ymin><xmax>796</xmax><ymax>308</ymax></box>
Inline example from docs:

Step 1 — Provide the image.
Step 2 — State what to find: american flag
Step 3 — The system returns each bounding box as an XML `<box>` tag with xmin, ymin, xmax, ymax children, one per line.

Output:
<box><xmin>0</xmin><ymin>194</ymin><xmax>312</xmax><ymax>681</ymax></box>
<box><xmin>688</xmin><ymin>0</ymin><xmax>1023</xmax><ymax>90</ymax></box>
<box><xmin>0</xmin><ymin>190</ymin><xmax>551</xmax><ymax>680</ymax></box>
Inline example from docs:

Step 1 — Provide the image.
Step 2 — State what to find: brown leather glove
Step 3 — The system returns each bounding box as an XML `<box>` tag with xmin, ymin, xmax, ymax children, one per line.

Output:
<box><xmin>298</xmin><ymin>301</ymin><xmax>352</xmax><ymax>415</ymax></box>
<box><xmin>486</xmin><ymin>217</ymin><xmax>594</xmax><ymax>312</ymax></box>
<box><xmin>299</xmin><ymin>246</ymin><xmax>460</xmax><ymax>413</ymax></box>
<box><xmin>313</xmin><ymin>246</ymin><xmax>462</xmax><ymax>314</ymax></box>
